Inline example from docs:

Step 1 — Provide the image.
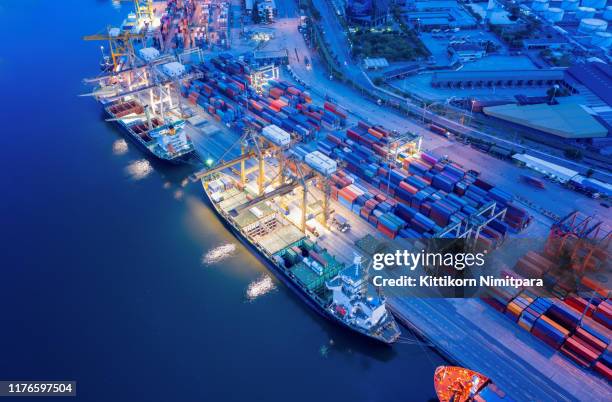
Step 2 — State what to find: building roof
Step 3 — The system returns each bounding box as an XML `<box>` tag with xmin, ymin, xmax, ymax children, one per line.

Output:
<box><xmin>363</xmin><ymin>57</ymin><xmax>389</xmax><ymax>68</ymax></box>
<box><xmin>253</xmin><ymin>49</ymin><xmax>288</xmax><ymax>59</ymax></box>
<box><xmin>414</xmin><ymin>0</ymin><xmax>458</xmax><ymax>11</ymax></box>
<box><xmin>432</xmin><ymin>69</ymin><xmax>565</xmax><ymax>83</ymax></box>
<box><xmin>567</xmin><ymin>62</ymin><xmax>612</xmax><ymax>107</ymax></box>
<box><xmin>483</xmin><ymin>103</ymin><xmax>608</xmax><ymax>139</ymax></box>
<box><xmin>450</xmin><ymin>43</ymin><xmax>484</xmax><ymax>52</ymax></box>
<box><xmin>512</xmin><ymin>154</ymin><xmax>579</xmax><ymax>182</ymax></box>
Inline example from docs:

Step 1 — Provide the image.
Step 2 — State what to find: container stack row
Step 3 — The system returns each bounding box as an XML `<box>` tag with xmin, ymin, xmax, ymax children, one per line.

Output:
<box><xmin>483</xmin><ymin>253</ymin><xmax>612</xmax><ymax>381</ymax></box>
<box><xmin>180</xmin><ymin>57</ymin><xmax>252</xmax><ymax>124</ymax></box>
<box><xmin>319</xmin><ymin>124</ymin><xmax>530</xmax><ymax>240</ymax></box>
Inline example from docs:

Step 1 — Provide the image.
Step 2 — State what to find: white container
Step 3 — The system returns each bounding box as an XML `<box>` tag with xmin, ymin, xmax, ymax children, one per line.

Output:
<box><xmin>561</xmin><ymin>0</ymin><xmax>579</xmax><ymax>10</ymax></box>
<box><xmin>591</xmin><ymin>31</ymin><xmax>612</xmax><ymax>47</ymax></box>
<box><xmin>545</xmin><ymin>7</ymin><xmax>565</xmax><ymax>21</ymax></box>
<box><xmin>139</xmin><ymin>47</ymin><xmax>160</xmax><ymax>62</ymax></box>
<box><xmin>578</xmin><ymin>17</ymin><xmax>608</xmax><ymax>33</ymax></box>
<box><xmin>532</xmin><ymin>0</ymin><xmax>550</xmax><ymax>11</ymax></box>
<box><xmin>261</xmin><ymin>125</ymin><xmax>290</xmax><ymax>147</ymax></box>
<box><xmin>576</xmin><ymin>6</ymin><xmax>596</xmax><ymax>18</ymax></box>
<box><xmin>305</xmin><ymin>151</ymin><xmax>337</xmax><ymax>175</ymax></box>
<box><xmin>603</xmin><ymin>5</ymin><xmax>612</xmax><ymax>20</ymax></box>
<box><xmin>581</xmin><ymin>0</ymin><xmax>607</xmax><ymax>9</ymax></box>
<box><xmin>161</xmin><ymin>62</ymin><xmax>186</xmax><ymax>77</ymax></box>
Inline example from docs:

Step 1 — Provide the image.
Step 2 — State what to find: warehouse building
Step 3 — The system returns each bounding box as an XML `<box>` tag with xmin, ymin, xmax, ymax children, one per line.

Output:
<box><xmin>431</xmin><ymin>69</ymin><xmax>567</xmax><ymax>88</ymax></box>
<box><xmin>482</xmin><ymin>103</ymin><xmax>608</xmax><ymax>139</ymax></box>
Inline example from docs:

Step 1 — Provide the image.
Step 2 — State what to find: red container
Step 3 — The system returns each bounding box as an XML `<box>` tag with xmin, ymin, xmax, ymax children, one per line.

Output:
<box><xmin>593</xmin><ymin>361</ymin><xmax>612</xmax><ymax>381</ymax></box>
<box><xmin>563</xmin><ymin>336</ymin><xmax>599</xmax><ymax>363</ymax></box>
<box><xmin>377</xmin><ymin>222</ymin><xmax>397</xmax><ymax>239</ymax></box>
<box><xmin>560</xmin><ymin>345</ymin><xmax>591</xmax><ymax>368</ymax></box>
<box><xmin>564</xmin><ymin>297</ymin><xmax>595</xmax><ymax>317</ymax></box>
<box><xmin>574</xmin><ymin>328</ymin><xmax>607</xmax><ymax>352</ymax></box>
<box><xmin>324</xmin><ymin>102</ymin><xmax>337</xmax><ymax>112</ymax></box>
<box><xmin>269</xmin><ymin>87</ymin><xmax>284</xmax><ymax>99</ymax></box>
<box><xmin>360</xmin><ymin>207</ymin><xmax>371</xmax><ymax>219</ymax></box>
<box><xmin>399</xmin><ymin>181</ymin><xmax>419</xmax><ymax>195</ymax></box>
<box><xmin>347</xmin><ymin>129</ymin><xmax>362</xmax><ymax>142</ymax></box>
<box><xmin>368</xmin><ymin>127</ymin><xmax>384</xmax><ymax>139</ymax></box>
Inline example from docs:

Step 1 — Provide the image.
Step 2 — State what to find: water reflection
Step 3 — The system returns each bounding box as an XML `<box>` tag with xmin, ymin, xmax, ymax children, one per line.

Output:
<box><xmin>125</xmin><ymin>159</ymin><xmax>153</xmax><ymax>180</ymax></box>
<box><xmin>246</xmin><ymin>274</ymin><xmax>276</xmax><ymax>301</ymax></box>
<box><xmin>112</xmin><ymin>139</ymin><xmax>128</xmax><ymax>155</ymax></box>
<box><xmin>202</xmin><ymin>243</ymin><xmax>237</xmax><ymax>266</ymax></box>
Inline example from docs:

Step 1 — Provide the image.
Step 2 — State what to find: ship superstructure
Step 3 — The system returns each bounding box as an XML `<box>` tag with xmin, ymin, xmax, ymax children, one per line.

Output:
<box><xmin>327</xmin><ymin>255</ymin><xmax>391</xmax><ymax>332</ymax></box>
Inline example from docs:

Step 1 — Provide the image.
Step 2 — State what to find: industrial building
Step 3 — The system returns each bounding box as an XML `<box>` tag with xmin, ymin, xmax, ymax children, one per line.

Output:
<box><xmin>431</xmin><ymin>69</ymin><xmax>567</xmax><ymax>88</ymax></box>
<box><xmin>402</xmin><ymin>0</ymin><xmax>477</xmax><ymax>31</ymax></box>
<box><xmin>252</xmin><ymin>49</ymin><xmax>289</xmax><ymax>65</ymax></box>
<box><xmin>482</xmin><ymin>102</ymin><xmax>608</xmax><ymax>139</ymax></box>
<box><xmin>244</xmin><ymin>0</ymin><xmax>277</xmax><ymax>22</ymax></box>
<box><xmin>566</xmin><ymin>61</ymin><xmax>612</xmax><ymax>108</ymax></box>
<box><xmin>346</xmin><ymin>0</ymin><xmax>391</xmax><ymax>26</ymax></box>
<box><xmin>448</xmin><ymin>42</ymin><xmax>487</xmax><ymax>62</ymax></box>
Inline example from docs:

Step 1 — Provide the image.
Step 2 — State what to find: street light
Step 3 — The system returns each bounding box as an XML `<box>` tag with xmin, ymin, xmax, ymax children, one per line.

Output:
<box><xmin>550</xmin><ymin>84</ymin><xmax>560</xmax><ymax>104</ymax></box>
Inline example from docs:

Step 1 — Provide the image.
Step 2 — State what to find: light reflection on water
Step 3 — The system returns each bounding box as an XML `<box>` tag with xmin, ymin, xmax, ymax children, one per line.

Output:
<box><xmin>112</xmin><ymin>139</ymin><xmax>128</xmax><ymax>155</ymax></box>
<box><xmin>202</xmin><ymin>243</ymin><xmax>237</xmax><ymax>266</ymax></box>
<box><xmin>125</xmin><ymin>159</ymin><xmax>153</xmax><ymax>180</ymax></box>
<box><xmin>246</xmin><ymin>275</ymin><xmax>276</xmax><ymax>301</ymax></box>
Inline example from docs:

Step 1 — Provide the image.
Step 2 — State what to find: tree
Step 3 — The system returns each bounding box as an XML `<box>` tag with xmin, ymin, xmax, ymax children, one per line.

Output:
<box><xmin>586</xmin><ymin>168</ymin><xmax>594</xmax><ymax>178</ymax></box>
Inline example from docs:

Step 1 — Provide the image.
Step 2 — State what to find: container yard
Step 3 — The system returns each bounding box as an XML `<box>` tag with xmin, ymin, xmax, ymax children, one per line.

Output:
<box><xmin>72</xmin><ymin>0</ymin><xmax>612</xmax><ymax>400</ymax></box>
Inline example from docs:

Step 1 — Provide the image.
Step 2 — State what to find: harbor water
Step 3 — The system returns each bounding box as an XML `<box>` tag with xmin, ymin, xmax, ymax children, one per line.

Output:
<box><xmin>0</xmin><ymin>1</ymin><xmax>445</xmax><ymax>401</ymax></box>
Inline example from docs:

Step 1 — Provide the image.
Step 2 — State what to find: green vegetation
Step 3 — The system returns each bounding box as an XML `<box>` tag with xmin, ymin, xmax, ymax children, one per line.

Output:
<box><xmin>489</xmin><ymin>21</ymin><xmax>540</xmax><ymax>49</ymax></box>
<box><xmin>350</xmin><ymin>30</ymin><xmax>427</xmax><ymax>61</ymax></box>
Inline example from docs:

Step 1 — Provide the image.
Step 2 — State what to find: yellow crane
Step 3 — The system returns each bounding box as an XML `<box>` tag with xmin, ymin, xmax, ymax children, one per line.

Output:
<box><xmin>83</xmin><ymin>28</ymin><xmax>145</xmax><ymax>71</ymax></box>
<box><xmin>134</xmin><ymin>0</ymin><xmax>154</xmax><ymax>23</ymax></box>
<box><xmin>115</xmin><ymin>0</ymin><xmax>155</xmax><ymax>24</ymax></box>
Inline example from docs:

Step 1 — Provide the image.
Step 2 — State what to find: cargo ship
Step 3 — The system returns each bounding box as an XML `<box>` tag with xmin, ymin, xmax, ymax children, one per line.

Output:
<box><xmin>434</xmin><ymin>366</ymin><xmax>515</xmax><ymax>402</ymax></box>
<box><xmin>104</xmin><ymin>97</ymin><xmax>196</xmax><ymax>164</ymax></box>
<box><xmin>200</xmin><ymin>171</ymin><xmax>401</xmax><ymax>344</ymax></box>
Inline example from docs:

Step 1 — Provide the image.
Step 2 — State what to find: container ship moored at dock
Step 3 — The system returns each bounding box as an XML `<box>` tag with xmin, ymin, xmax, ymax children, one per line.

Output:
<box><xmin>200</xmin><ymin>172</ymin><xmax>401</xmax><ymax>344</ymax></box>
<box><xmin>104</xmin><ymin>97</ymin><xmax>196</xmax><ymax>164</ymax></box>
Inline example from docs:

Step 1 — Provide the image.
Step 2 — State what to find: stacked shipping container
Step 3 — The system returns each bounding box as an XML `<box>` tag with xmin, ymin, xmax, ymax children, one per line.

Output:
<box><xmin>483</xmin><ymin>251</ymin><xmax>612</xmax><ymax>381</ymax></box>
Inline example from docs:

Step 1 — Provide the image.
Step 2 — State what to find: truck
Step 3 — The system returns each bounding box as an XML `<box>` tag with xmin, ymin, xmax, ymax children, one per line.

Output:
<box><xmin>430</xmin><ymin>124</ymin><xmax>450</xmax><ymax>138</ymax></box>
<box><xmin>332</xmin><ymin>214</ymin><xmax>351</xmax><ymax>233</ymax></box>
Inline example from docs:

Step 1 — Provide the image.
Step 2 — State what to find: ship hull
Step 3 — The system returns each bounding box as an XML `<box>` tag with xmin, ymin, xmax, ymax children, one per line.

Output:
<box><xmin>201</xmin><ymin>186</ymin><xmax>394</xmax><ymax>344</ymax></box>
<box><xmin>104</xmin><ymin>107</ymin><xmax>196</xmax><ymax>165</ymax></box>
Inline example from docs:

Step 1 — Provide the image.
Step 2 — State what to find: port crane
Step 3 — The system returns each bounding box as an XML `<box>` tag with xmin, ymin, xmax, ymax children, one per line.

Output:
<box><xmin>83</xmin><ymin>28</ymin><xmax>145</xmax><ymax>71</ymax></box>
<box><xmin>192</xmin><ymin>126</ymin><xmax>330</xmax><ymax>234</ymax></box>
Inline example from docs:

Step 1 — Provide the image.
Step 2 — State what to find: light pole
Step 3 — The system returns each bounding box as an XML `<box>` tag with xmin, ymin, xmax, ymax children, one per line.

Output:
<box><xmin>550</xmin><ymin>84</ymin><xmax>560</xmax><ymax>104</ymax></box>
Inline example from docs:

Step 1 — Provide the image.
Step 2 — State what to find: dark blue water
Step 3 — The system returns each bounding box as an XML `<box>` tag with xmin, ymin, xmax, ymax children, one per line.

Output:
<box><xmin>0</xmin><ymin>1</ymin><xmax>444</xmax><ymax>401</ymax></box>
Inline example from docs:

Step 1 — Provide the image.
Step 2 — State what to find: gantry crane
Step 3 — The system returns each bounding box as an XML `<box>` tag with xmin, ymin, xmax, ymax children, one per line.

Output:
<box><xmin>134</xmin><ymin>0</ymin><xmax>154</xmax><ymax>24</ymax></box>
<box><xmin>83</xmin><ymin>28</ymin><xmax>145</xmax><ymax>71</ymax></box>
<box><xmin>192</xmin><ymin>126</ymin><xmax>328</xmax><ymax>234</ymax></box>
